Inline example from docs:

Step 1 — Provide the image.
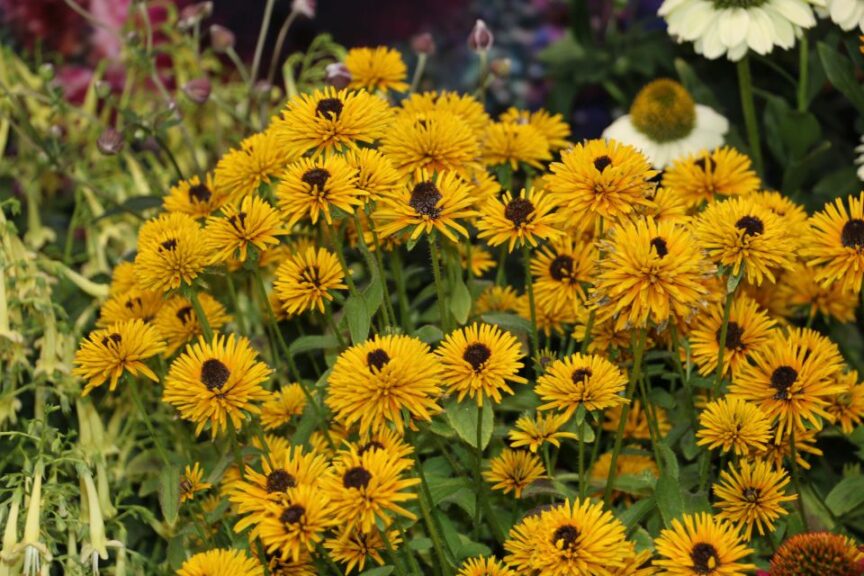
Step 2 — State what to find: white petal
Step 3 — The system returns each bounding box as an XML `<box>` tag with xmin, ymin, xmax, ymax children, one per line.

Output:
<box><xmin>747</xmin><ymin>8</ymin><xmax>776</xmax><ymax>54</ymax></box>
<box><xmin>770</xmin><ymin>0</ymin><xmax>817</xmax><ymax>26</ymax></box>
<box><xmin>694</xmin><ymin>105</ymin><xmax>730</xmax><ymax>135</ymax></box>
<box><xmin>727</xmin><ymin>41</ymin><xmax>750</xmax><ymax>60</ymax></box>
<box><xmin>719</xmin><ymin>8</ymin><xmax>751</xmax><ymax>47</ymax></box>
<box><xmin>671</xmin><ymin>1</ymin><xmax>716</xmax><ymax>39</ymax></box>
<box><xmin>701</xmin><ymin>21</ymin><xmax>727</xmax><ymax>59</ymax></box>
<box><xmin>659</xmin><ymin>0</ymin><xmax>692</xmax><ymax>16</ymax></box>
<box><xmin>857</xmin><ymin>163</ymin><xmax>864</xmax><ymax>181</ymax></box>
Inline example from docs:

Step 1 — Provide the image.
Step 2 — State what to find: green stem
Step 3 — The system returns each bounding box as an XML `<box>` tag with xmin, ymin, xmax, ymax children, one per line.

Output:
<box><xmin>323</xmin><ymin>304</ymin><xmax>346</xmax><ymax>348</ymax></box>
<box><xmin>712</xmin><ymin>287</ymin><xmax>736</xmax><ymax>398</ymax></box>
<box><xmin>266</xmin><ymin>10</ymin><xmax>299</xmax><ymax>87</ymax></box>
<box><xmin>474</xmin><ymin>404</ymin><xmax>484</xmax><ymax>540</ymax></box>
<box><xmin>329</xmin><ymin>224</ymin><xmax>358</xmax><ymax>296</ymax></box>
<box><xmin>129</xmin><ymin>383</ymin><xmax>171</xmax><ymax>466</ymax></box>
<box><xmin>580</xmin><ymin>309</ymin><xmax>596</xmax><ymax>354</ymax></box>
<box><xmin>638</xmin><ymin>376</ymin><xmax>664</xmax><ymax>476</ymax></box>
<box><xmin>737</xmin><ymin>55</ymin><xmax>764</xmax><ymax>175</ymax></box>
<box><xmin>354</xmin><ymin>212</ymin><xmax>396</xmax><ymax>329</ymax></box>
<box><xmin>789</xmin><ymin>428</ymin><xmax>809</xmax><ymax>530</ymax></box>
<box><xmin>226</xmin><ymin>274</ymin><xmax>248</xmax><ymax>336</ymax></box>
<box><xmin>188</xmin><ymin>289</ymin><xmax>214</xmax><ymax>341</ymax></box>
<box><xmin>603</xmin><ymin>329</ymin><xmax>647</xmax><ymax>506</ymax></box>
<box><xmin>797</xmin><ymin>33</ymin><xmax>809</xmax><ymax>112</ymax></box>
<box><xmin>429</xmin><ymin>234</ymin><xmax>450</xmax><ymax>332</ymax></box>
<box><xmin>414</xmin><ymin>457</ymin><xmax>455</xmax><ymax>574</ymax></box>
<box><xmin>392</xmin><ymin>250</ymin><xmax>412</xmax><ymax>332</ymax></box>
<box><xmin>380</xmin><ymin>528</ymin><xmax>409</xmax><ymax>576</ymax></box>
<box><xmin>521</xmin><ymin>243</ymin><xmax>539</xmax><ymax>358</ymax></box>
<box><xmin>409</xmin><ymin>53</ymin><xmax>428</xmax><ymax>94</ymax></box>
<box><xmin>249</xmin><ymin>0</ymin><xmax>276</xmax><ymax>93</ymax></box>
<box><xmin>495</xmin><ymin>246</ymin><xmax>507</xmax><ymax>286</ymax></box>
<box><xmin>578</xmin><ymin>418</ymin><xmax>586</xmax><ymax>498</ymax></box>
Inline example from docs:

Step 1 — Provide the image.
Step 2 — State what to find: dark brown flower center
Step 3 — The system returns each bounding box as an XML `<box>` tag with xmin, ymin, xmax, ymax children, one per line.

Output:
<box><xmin>161</xmin><ymin>238</ymin><xmax>178</xmax><ymax>251</ymax></box>
<box><xmin>841</xmin><ymin>218</ymin><xmax>864</xmax><ymax>249</ymax></box>
<box><xmin>743</xmin><ymin>487</ymin><xmax>761</xmax><ymax>503</ymax></box>
<box><xmin>552</xmin><ymin>524</ymin><xmax>580</xmax><ymax>551</ymax></box>
<box><xmin>409</xmin><ymin>181</ymin><xmax>443</xmax><ymax>218</ymax></box>
<box><xmin>694</xmin><ymin>157</ymin><xmax>716</xmax><ymax>172</ymax></box>
<box><xmin>771</xmin><ymin>366</ymin><xmax>798</xmax><ymax>400</ymax></box>
<box><xmin>176</xmin><ymin>306</ymin><xmax>194</xmax><ymax>324</ymax></box>
<box><xmin>715</xmin><ymin>321</ymin><xmax>744</xmax><ymax>351</ymax></box>
<box><xmin>227</xmin><ymin>211</ymin><xmax>247</xmax><ymax>232</ymax></box>
<box><xmin>188</xmin><ymin>183</ymin><xmax>212</xmax><ymax>203</ymax></box>
<box><xmin>571</xmin><ymin>368</ymin><xmax>592</xmax><ymax>385</ymax></box>
<box><xmin>690</xmin><ymin>542</ymin><xmax>720</xmax><ymax>574</ymax></box>
<box><xmin>266</xmin><ymin>469</ymin><xmax>297</xmax><ymax>493</ymax></box>
<box><xmin>315</xmin><ymin>97</ymin><xmax>343</xmax><ymax>119</ymax></box>
<box><xmin>504</xmin><ymin>197</ymin><xmax>535</xmax><ymax>227</ymax></box>
<box><xmin>200</xmin><ymin>358</ymin><xmax>231</xmax><ymax>390</ymax></box>
<box><xmin>280</xmin><ymin>504</ymin><xmax>305</xmax><ymax>525</ymax></box>
<box><xmin>549</xmin><ymin>255</ymin><xmax>574</xmax><ymax>281</ymax></box>
<box><xmin>343</xmin><ymin>466</ymin><xmax>372</xmax><ymax>489</ymax></box>
<box><xmin>735</xmin><ymin>215</ymin><xmax>764</xmax><ymax>237</ymax></box>
<box><xmin>593</xmin><ymin>155</ymin><xmax>612</xmax><ymax>173</ymax></box>
<box><xmin>463</xmin><ymin>342</ymin><xmax>492</xmax><ymax>371</ymax></box>
<box><xmin>366</xmin><ymin>349</ymin><xmax>391</xmax><ymax>372</ymax></box>
<box><xmin>302</xmin><ymin>168</ymin><xmax>331</xmax><ymax>190</ymax></box>
<box><xmin>101</xmin><ymin>333</ymin><xmax>122</xmax><ymax>347</ymax></box>
<box><xmin>650</xmin><ymin>237</ymin><xmax>668</xmax><ymax>258</ymax></box>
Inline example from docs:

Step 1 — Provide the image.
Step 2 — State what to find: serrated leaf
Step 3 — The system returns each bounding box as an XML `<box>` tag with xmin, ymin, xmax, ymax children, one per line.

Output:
<box><xmin>344</xmin><ymin>294</ymin><xmax>370</xmax><ymax>344</ymax></box>
<box><xmin>450</xmin><ymin>276</ymin><xmax>472</xmax><ymax>325</ymax></box>
<box><xmin>159</xmin><ymin>465</ymin><xmax>180</xmax><ymax>527</ymax></box>
<box><xmin>445</xmin><ymin>398</ymin><xmax>493</xmax><ymax>449</ymax></box>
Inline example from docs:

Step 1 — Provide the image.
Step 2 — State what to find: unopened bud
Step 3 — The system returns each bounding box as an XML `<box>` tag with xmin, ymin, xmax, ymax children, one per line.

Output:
<box><xmin>95</xmin><ymin>81</ymin><xmax>112</xmax><ymax>99</ymax></box>
<box><xmin>254</xmin><ymin>80</ymin><xmax>273</xmax><ymax>95</ymax></box>
<box><xmin>490</xmin><ymin>58</ymin><xmax>511</xmax><ymax>77</ymax></box>
<box><xmin>292</xmin><ymin>0</ymin><xmax>316</xmax><ymax>18</ymax></box>
<box><xmin>38</xmin><ymin>63</ymin><xmax>55</xmax><ymax>81</ymax></box>
<box><xmin>179</xmin><ymin>1</ymin><xmax>213</xmax><ymax>29</ymax></box>
<box><xmin>97</xmin><ymin>128</ymin><xmax>124</xmax><ymax>155</ymax></box>
<box><xmin>325</xmin><ymin>63</ymin><xmax>352</xmax><ymax>90</ymax></box>
<box><xmin>209</xmin><ymin>24</ymin><xmax>235</xmax><ymax>53</ymax></box>
<box><xmin>49</xmin><ymin>124</ymin><xmax>65</xmax><ymax>140</ymax></box>
<box><xmin>183</xmin><ymin>77</ymin><xmax>211</xmax><ymax>104</ymax></box>
<box><xmin>468</xmin><ymin>19</ymin><xmax>494</xmax><ymax>53</ymax></box>
<box><xmin>411</xmin><ymin>32</ymin><xmax>436</xmax><ymax>56</ymax></box>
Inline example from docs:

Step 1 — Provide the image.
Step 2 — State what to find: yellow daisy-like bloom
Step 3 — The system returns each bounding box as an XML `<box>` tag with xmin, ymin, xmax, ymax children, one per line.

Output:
<box><xmin>231</xmin><ymin>446</ymin><xmax>332</xmax><ymax>526</ymax></box>
<box><xmin>321</xmin><ymin>448</ymin><xmax>419</xmax><ymax>534</ymax></box>
<box><xmin>757</xmin><ymin>426</ymin><xmax>822</xmax><ymax>471</ymax></box>
<box><xmin>265</xmin><ymin>554</ymin><xmax>316</xmax><ymax>576</ymax></box>
<box><xmin>481</xmin><ymin>121</ymin><xmax>552</xmax><ymax>170</ymax></box>
<box><xmin>163</xmin><ymin>173</ymin><xmax>230</xmax><ymax>219</ymax></box>
<box><xmin>653</xmin><ymin>512</ymin><xmax>754</xmax><ymax>576</ymax></box>
<box><xmin>694</xmin><ymin>197</ymin><xmax>795</xmax><ymax>286</ymax></box>
<box><xmin>325</xmin><ymin>526</ymin><xmax>400</xmax><ymax>574</ymax></box>
<box><xmin>344</xmin><ymin>46</ymin><xmax>409</xmax><ymax>92</ymax></box>
<box><xmin>612</xmin><ymin>549</ymin><xmax>658</xmax><ymax>576</ymax></box>
<box><xmin>73</xmin><ymin>319</ymin><xmax>166</xmax><ymax>396</ymax></box>
<box><xmin>689</xmin><ymin>295</ymin><xmax>775</xmax><ymax>378</ymax></box>
<box><xmin>546</xmin><ymin>138</ymin><xmax>658</xmax><ymax>223</ymax></box>
<box><xmin>347</xmin><ymin>147</ymin><xmax>403</xmax><ymax>202</ymax></box>
<box><xmin>713</xmin><ymin>459</ymin><xmax>796</xmax><ymax>539</ymax></box>
<box><xmin>593</xmin><ymin>217</ymin><xmax>711</xmax><ymax>329</ymax></box>
<box><xmin>214</xmin><ymin>128</ymin><xmax>295</xmax><ymax>201</ymax></box>
<box><xmin>603</xmin><ymin>400</ymin><xmax>671</xmax><ymax>441</ymax></box>
<box><xmin>803</xmin><ymin>192</ymin><xmax>864</xmax><ymax>293</ymax></box>
<box><xmin>153</xmin><ymin>293</ymin><xmax>231</xmax><ymax>357</ymax></box>
<box><xmin>457</xmin><ymin>557</ymin><xmax>516</xmax><ymax>576</ymax></box>
<box><xmin>530</xmin><ymin>237</ymin><xmax>596</xmax><ymax>311</ymax></box>
<box><xmin>474</xmin><ymin>285</ymin><xmax>520</xmax><ymax>315</ymax></box>
<box><xmin>572</xmin><ymin>308</ymin><xmax>633</xmax><ymax>355</ymax></box>
<box><xmin>257</xmin><ymin>485</ymin><xmax>335</xmax><ymax>562</ymax></box>
<box><xmin>662</xmin><ymin>147</ymin><xmax>761</xmax><ymax>207</ymax></box>
<box><xmin>273</xmin><ymin>247</ymin><xmax>347</xmax><ymax>316</ymax></box>
<box><xmin>374</xmin><ymin>170</ymin><xmax>477</xmax><ymax>243</ymax></box>
<box><xmin>470</xmin><ymin>168</ymin><xmax>503</xmax><ymax>207</ymax></box>
<box><xmin>399</xmin><ymin>91</ymin><xmax>491</xmax><ymax>133</ymax></box>
<box><xmin>535</xmin><ymin>352</ymin><xmax>628</xmax><ymax>419</ymax></box>
<box><xmin>826</xmin><ymin>370</ymin><xmax>864</xmax><ymax>434</ymax></box>
<box><xmin>260</xmin><ymin>384</ymin><xmax>307</xmax><ymax>430</ymax></box>
<box><xmin>697</xmin><ymin>396</ymin><xmax>772</xmax><ymax>456</ymax></box>
<box><xmin>590</xmin><ymin>451</ymin><xmax>659</xmax><ymax>501</ymax></box>
<box><xmin>381</xmin><ymin>110</ymin><xmax>481</xmax><ymax>176</ymax></box>
<box><xmin>729</xmin><ymin>329</ymin><xmax>845</xmax><ymax>442</ymax></box>
<box><xmin>276</xmin><ymin>155</ymin><xmax>364</xmax><ymax>227</ymax></box>
<box><xmin>108</xmin><ymin>260</ymin><xmax>139</xmax><ymax>295</ymax></box>
<box><xmin>517</xmin><ymin>292</ymin><xmax>578</xmax><ymax>337</ymax></box>
<box><xmin>162</xmin><ymin>334</ymin><xmax>271</xmax><ymax>437</ymax></box>
<box><xmin>436</xmin><ymin>323</ymin><xmax>527</xmax><ymax>406</ymax></box>
<box><xmin>769</xmin><ymin>531</ymin><xmax>864</xmax><ymax>576</ymax></box>
<box><xmin>205</xmin><ymin>195</ymin><xmax>287</xmax><ymax>264</ymax></box>
<box><xmin>476</xmin><ymin>187</ymin><xmax>562</xmax><ymax>252</ymax></box>
<box><xmin>458</xmin><ymin>243</ymin><xmax>496</xmax><ymax>277</ymax></box>
<box><xmin>344</xmin><ymin>429</ymin><xmax>415</xmax><ymax>470</ymax></box>
<box><xmin>274</xmin><ymin>87</ymin><xmax>393</xmax><ymax>158</ymax></box>
<box><xmin>327</xmin><ymin>334</ymin><xmax>442</xmax><ymax>434</ymax></box>
<box><xmin>96</xmin><ymin>289</ymin><xmax>163</xmax><ymax>327</ymax></box>
<box><xmin>135</xmin><ymin>213</ymin><xmax>209</xmax><ymax>293</ymax></box>
<box><xmin>504</xmin><ymin>498</ymin><xmax>630</xmax><ymax>574</ymax></box>
<box><xmin>176</xmin><ymin>548</ymin><xmax>262</xmax><ymax>576</ymax></box>
<box><xmin>483</xmin><ymin>449</ymin><xmax>545</xmax><ymax>498</ymax></box>
<box><xmin>180</xmin><ymin>462</ymin><xmax>212</xmax><ymax>502</ymax></box>
<box><xmin>752</xmin><ymin>190</ymin><xmax>809</xmax><ymax>229</ymax></box>
<box><xmin>508</xmin><ymin>412</ymin><xmax>578</xmax><ymax>453</ymax></box>
<box><xmin>646</xmin><ymin>185</ymin><xmax>690</xmax><ymax>225</ymax></box>
<box><xmin>500</xmin><ymin>107</ymin><xmax>571</xmax><ymax>151</ymax></box>
<box><xmin>776</xmin><ymin>266</ymin><xmax>858</xmax><ymax>323</ymax></box>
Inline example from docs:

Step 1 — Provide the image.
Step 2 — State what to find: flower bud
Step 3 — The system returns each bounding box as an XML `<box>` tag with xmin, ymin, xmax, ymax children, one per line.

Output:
<box><xmin>292</xmin><ymin>0</ymin><xmax>316</xmax><ymax>18</ymax></box>
<box><xmin>38</xmin><ymin>63</ymin><xmax>54</xmax><ymax>82</ymax></box>
<box><xmin>324</xmin><ymin>63</ymin><xmax>352</xmax><ymax>90</ymax></box>
<box><xmin>182</xmin><ymin>77</ymin><xmax>211</xmax><ymax>105</ymax></box>
<box><xmin>97</xmin><ymin>128</ymin><xmax>124</xmax><ymax>156</ymax></box>
<box><xmin>95</xmin><ymin>81</ymin><xmax>112</xmax><ymax>99</ymax></box>
<box><xmin>468</xmin><ymin>19</ymin><xmax>494</xmax><ymax>53</ymax></box>
<box><xmin>490</xmin><ymin>57</ymin><xmax>511</xmax><ymax>77</ymax></box>
<box><xmin>411</xmin><ymin>32</ymin><xmax>436</xmax><ymax>56</ymax></box>
<box><xmin>179</xmin><ymin>2</ymin><xmax>213</xmax><ymax>29</ymax></box>
<box><xmin>209</xmin><ymin>24</ymin><xmax>235</xmax><ymax>53</ymax></box>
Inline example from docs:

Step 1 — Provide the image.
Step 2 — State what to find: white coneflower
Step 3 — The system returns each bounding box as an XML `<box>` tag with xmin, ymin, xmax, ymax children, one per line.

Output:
<box><xmin>659</xmin><ymin>0</ymin><xmax>817</xmax><ymax>60</ymax></box>
<box><xmin>856</xmin><ymin>135</ymin><xmax>864</xmax><ymax>181</ymax></box>
<box><xmin>602</xmin><ymin>78</ymin><xmax>729</xmax><ymax>168</ymax></box>
<box><xmin>820</xmin><ymin>0</ymin><xmax>864</xmax><ymax>31</ymax></box>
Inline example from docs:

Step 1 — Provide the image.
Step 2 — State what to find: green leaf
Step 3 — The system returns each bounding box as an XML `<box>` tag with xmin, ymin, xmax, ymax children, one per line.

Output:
<box><xmin>288</xmin><ymin>335</ymin><xmax>338</xmax><ymax>356</ymax></box>
<box><xmin>445</xmin><ymin>398</ymin><xmax>494</xmax><ymax>449</ymax></box>
<box><xmin>158</xmin><ymin>465</ymin><xmax>180</xmax><ymax>527</ymax></box>
<box><xmin>825</xmin><ymin>475</ymin><xmax>864</xmax><ymax>517</ymax></box>
<box><xmin>480</xmin><ymin>313</ymin><xmax>532</xmax><ymax>333</ymax></box>
<box><xmin>818</xmin><ymin>42</ymin><xmax>864</xmax><ymax>115</ymax></box>
<box><xmin>655</xmin><ymin>473</ymin><xmax>684</xmax><ymax>528</ymax></box>
<box><xmin>344</xmin><ymin>295</ymin><xmax>370</xmax><ymax>344</ymax></box>
<box><xmin>358</xmin><ymin>567</ymin><xmax>395</xmax><ymax>576</ymax></box>
<box><xmin>94</xmin><ymin>195</ymin><xmax>162</xmax><ymax>222</ymax></box>
<box><xmin>450</xmin><ymin>276</ymin><xmax>472</xmax><ymax>325</ymax></box>
<box><xmin>618</xmin><ymin>496</ymin><xmax>656</xmax><ymax>531</ymax></box>
<box><xmin>413</xmin><ymin>324</ymin><xmax>444</xmax><ymax>344</ymax></box>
